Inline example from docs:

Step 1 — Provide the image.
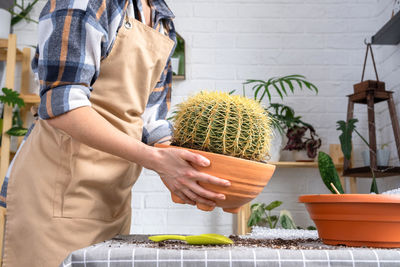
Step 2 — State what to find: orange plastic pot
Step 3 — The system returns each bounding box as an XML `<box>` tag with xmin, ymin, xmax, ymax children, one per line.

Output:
<box><xmin>299</xmin><ymin>194</ymin><xmax>400</xmax><ymax>248</ymax></box>
<box><xmin>156</xmin><ymin>144</ymin><xmax>276</xmax><ymax>213</ymax></box>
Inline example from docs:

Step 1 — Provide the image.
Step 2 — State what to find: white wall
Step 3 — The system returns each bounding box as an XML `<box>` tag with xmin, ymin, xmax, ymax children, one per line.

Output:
<box><xmin>372</xmin><ymin>0</ymin><xmax>400</xmax><ymax>193</ymax></box>
<box><xmin>8</xmin><ymin>0</ymin><xmax>400</xmax><ymax>235</ymax></box>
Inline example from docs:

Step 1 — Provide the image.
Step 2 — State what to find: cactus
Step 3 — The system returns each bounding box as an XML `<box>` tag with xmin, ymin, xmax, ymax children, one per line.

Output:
<box><xmin>171</xmin><ymin>91</ymin><xmax>273</xmax><ymax>162</ymax></box>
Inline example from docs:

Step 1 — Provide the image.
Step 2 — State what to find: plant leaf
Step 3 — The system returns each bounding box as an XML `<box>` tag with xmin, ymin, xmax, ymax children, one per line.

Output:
<box><xmin>370</xmin><ymin>176</ymin><xmax>379</xmax><ymax>194</ymax></box>
<box><xmin>318</xmin><ymin>151</ymin><xmax>345</xmax><ymax>194</ymax></box>
<box><xmin>248</xmin><ymin>203</ymin><xmax>266</xmax><ymax>227</ymax></box>
<box><xmin>0</xmin><ymin>87</ymin><xmax>25</xmax><ymax>108</ymax></box>
<box><xmin>6</xmin><ymin>126</ymin><xmax>28</xmax><ymax>136</ymax></box>
<box><xmin>264</xmin><ymin>200</ymin><xmax>282</xmax><ymax>211</ymax></box>
<box><xmin>336</xmin><ymin>119</ymin><xmax>358</xmax><ymax>160</ymax></box>
<box><xmin>279</xmin><ymin>210</ymin><xmax>297</xmax><ymax>229</ymax></box>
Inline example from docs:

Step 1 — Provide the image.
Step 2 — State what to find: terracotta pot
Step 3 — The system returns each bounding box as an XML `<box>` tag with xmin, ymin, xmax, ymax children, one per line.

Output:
<box><xmin>155</xmin><ymin>144</ymin><xmax>276</xmax><ymax>213</ymax></box>
<box><xmin>299</xmin><ymin>194</ymin><xmax>400</xmax><ymax>248</ymax></box>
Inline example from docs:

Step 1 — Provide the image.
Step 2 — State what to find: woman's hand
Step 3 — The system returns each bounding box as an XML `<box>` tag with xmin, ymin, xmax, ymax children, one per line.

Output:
<box><xmin>46</xmin><ymin>107</ymin><xmax>230</xmax><ymax>207</ymax></box>
<box><xmin>147</xmin><ymin>147</ymin><xmax>231</xmax><ymax>207</ymax></box>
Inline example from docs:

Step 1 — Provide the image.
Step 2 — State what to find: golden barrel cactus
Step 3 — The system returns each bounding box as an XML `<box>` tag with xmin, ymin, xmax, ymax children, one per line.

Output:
<box><xmin>171</xmin><ymin>91</ymin><xmax>273</xmax><ymax>162</ymax></box>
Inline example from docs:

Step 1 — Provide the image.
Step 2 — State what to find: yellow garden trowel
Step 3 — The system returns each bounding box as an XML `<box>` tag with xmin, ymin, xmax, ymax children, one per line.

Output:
<box><xmin>148</xmin><ymin>234</ymin><xmax>233</xmax><ymax>245</ymax></box>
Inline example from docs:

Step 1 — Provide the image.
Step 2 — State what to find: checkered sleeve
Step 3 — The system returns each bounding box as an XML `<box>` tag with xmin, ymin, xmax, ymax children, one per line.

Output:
<box><xmin>32</xmin><ymin>0</ymin><xmax>123</xmax><ymax>119</ymax></box>
<box><xmin>141</xmin><ymin>21</ymin><xmax>176</xmax><ymax>145</ymax></box>
<box><xmin>141</xmin><ymin>60</ymin><xmax>174</xmax><ymax>145</ymax></box>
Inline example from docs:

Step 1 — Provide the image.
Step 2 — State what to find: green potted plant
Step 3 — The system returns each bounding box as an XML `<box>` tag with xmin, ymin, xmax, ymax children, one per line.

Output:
<box><xmin>0</xmin><ymin>0</ymin><xmax>39</xmax><ymax>39</ymax></box>
<box><xmin>157</xmin><ymin>91</ymin><xmax>276</xmax><ymax>213</ymax></box>
<box><xmin>0</xmin><ymin>0</ymin><xmax>13</xmax><ymax>39</ymax></box>
<box><xmin>171</xmin><ymin>33</ymin><xmax>184</xmax><ymax>77</ymax></box>
<box><xmin>272</xmin><ymin>104</ymin><xmax>321</xmax><ymax>161</ymax></box>
<box><xmin>0</xmin><ymin>87</ymin><xmax>28</xmax><ymax>145</ymax></box>
<box><xmin>362</xmin><ymin>143</ymin><xmax>391</xmax><ymax>168</ymax></box>
<box><xmin>9</xmin><ymin>0</ymin><xmax>39</xmax><ymax>26</ymax></box>
<box><xmin>244</xmin><ymin>75</ymin><xmax>319</xmax><ymax>161</ymax></box>
<box><xmin>247</xmin><ymin>201</ymin><xmax>297</xmax><ymax>229</ymax></box>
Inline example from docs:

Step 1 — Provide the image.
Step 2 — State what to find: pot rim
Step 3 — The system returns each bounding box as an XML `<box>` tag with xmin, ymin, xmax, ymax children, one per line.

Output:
<box><xmin>155</xmin><ymin>143</ymin><xmax>276</xmax><ymax>170</ymax></box>
<box><xmin>299</xmin><ymin>194</ymin><xmax>400</xmax><ymax>204</ymax></box>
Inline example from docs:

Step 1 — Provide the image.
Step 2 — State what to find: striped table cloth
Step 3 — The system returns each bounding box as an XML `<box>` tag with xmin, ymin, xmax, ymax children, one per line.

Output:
<box><xmin>60</xmin><ymin>236</ymin><xmax>400</xmax><ymax>267</ymax></box>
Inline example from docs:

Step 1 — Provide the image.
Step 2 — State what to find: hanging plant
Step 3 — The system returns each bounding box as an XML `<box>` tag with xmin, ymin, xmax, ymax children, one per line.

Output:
<box><xmin>0</xmin><ymin>87</ymin><xmax>28</xmax><ymax>137</ymax></box>
<box><xmin>9</xmin><ymin>0</ymin><xmax>39</xmax><ymax>26</ymax></box>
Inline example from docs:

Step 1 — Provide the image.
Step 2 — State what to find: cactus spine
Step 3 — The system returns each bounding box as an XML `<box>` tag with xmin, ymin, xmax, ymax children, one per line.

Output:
<box><xmin>172</xmin><ymin>91</ymin><xmax>273</xmax><ymax>162</ymax></box>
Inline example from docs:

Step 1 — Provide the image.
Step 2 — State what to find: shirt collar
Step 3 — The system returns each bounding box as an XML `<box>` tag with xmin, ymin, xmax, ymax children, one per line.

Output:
<box><xmin>151</xmin><ymin>0</ymin><xmax>175</xmax><ymax>21</ymax></box>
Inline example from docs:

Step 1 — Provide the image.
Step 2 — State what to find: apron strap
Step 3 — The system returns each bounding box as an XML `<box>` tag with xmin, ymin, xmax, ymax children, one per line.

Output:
<box><xmin>134</xmin><ymin>0</ymin><xmax>146</xmax><ymax>24</ymax></box>
<box><xmin>134</xmin><ymin>0</ymin><xmax>166</xmax><ymax>35</ymax></box>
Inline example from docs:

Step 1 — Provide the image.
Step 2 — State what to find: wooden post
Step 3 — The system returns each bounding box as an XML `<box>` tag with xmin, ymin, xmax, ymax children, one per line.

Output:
<box><xmin>0</xmin><ymin>34</ymin><xmax>17</xmax><ymax>182</ymax></box>
<box><xmin>0</xmin><ymin>206</ymin><xmax>5</xmax><ymax>265</ymax></box>
<box><xmin>0</xmin><ymin>33</ymin><xmax>18</xmax><ymax>267</ymax></box>
<box><xmin>18</xmin><ymin>47</ymin><xmax>32</xmax><ymax>145</ymax></box>
<box><xmin>350</xmin><ymin>178</ymin><xmax>358</xmax><ymax>193</ymax></box>
<box><xmin>388</xmin><ymin>94</ymin><xmax>400</xmax><ymax>160</ymax></box>
<box><xmin>329</xmin><ymin>144</ymin><xmax>346</xmax><ymax>192</ymax></box>
<box><xmin>237</xmin><ymin>203</ymin><xmax>251</xmax><ymax>235</ymax></box>
<box><xmin>366</xmin><ymin>92</ymin><xmax>377</xmax><ymax>170</ymax></box>
<box><xmin>344</xmin><ymin>99</ymin><xmax>354</xmax><ymax>171</ymax></box>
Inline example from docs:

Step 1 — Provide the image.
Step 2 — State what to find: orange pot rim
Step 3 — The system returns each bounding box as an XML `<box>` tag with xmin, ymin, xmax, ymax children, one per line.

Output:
<box><xmin>299</xmin><ymin>194</ymin><xmax>400</xmax><ymax>204</ymax></box>
<box><xmin>155</xmin><ymin>143</ymin><xmax>276</xmax><ymax>170</ymax></box>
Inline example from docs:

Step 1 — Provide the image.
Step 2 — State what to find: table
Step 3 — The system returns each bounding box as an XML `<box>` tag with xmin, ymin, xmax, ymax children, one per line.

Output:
<box><xmin>60</xmin><ymin>235</ymin><xmax>400</xmax><ymax>267</ymax></box>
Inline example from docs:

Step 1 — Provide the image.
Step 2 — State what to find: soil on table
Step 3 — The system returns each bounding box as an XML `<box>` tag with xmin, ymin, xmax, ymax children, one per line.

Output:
<box><xmin>110</xmin><ymin>235</ymin><xmax>340</xmax><ymax>250</ymax></box>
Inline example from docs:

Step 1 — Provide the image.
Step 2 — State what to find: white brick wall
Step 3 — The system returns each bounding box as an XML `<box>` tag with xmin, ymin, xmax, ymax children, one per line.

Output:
<box><xmin>7</xmin><ymin>0</ymin><xmax>400</xmax><ymax>235</ymax></box>
<box><xmin>373</xmin><ymin>0</ymin><xmax>400</xmax><ymax>192</ymax></box>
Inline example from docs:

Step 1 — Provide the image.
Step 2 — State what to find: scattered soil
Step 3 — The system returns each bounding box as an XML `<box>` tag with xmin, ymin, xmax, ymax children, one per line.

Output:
<box><xmin>110</xmin><ymin>235</ymin><xmax>340</xmax><ymax>250</ymax></box>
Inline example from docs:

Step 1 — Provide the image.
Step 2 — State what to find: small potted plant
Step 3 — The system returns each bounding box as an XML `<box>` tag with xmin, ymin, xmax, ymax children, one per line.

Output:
<box><xmin>171</xmin><ymin>33</ymin><xmax>185</xmax><ymax>77</ymax></box>
<box><xmin>268</xmin><ymin>103</ymin><xmax>321</xmax><ymax>161</ymax></box>
<box><xmin>0</xmin><ymin>87</ymin><xmax>28</xmax><ymax>145</ymax></box>
<box><xmin>244</xmin><ymin>75</ymin><xmax>319</xmax><ymax>161</ymax></box>
<box><xmin>247</xmin><ymin>200</ymin><xmax>297</xmax><ymax>229</ymax></box>
<box><xmin>0</xmin><ymin>1</ymin><xmax>13</xmax><ymax>39</ymax></box>
<box><xmin>0</xmin><ymin>0</ymin><xmax>39</xmax><ymax>39</ymax></box>
<box><xmin>157</xmin><ymin>91</ymin><xmax>276</xmax><ymax>213</ymax></box>
<box><xmin>362</xmin><ymin>143</ymin><xmax>391</xmax><ymax>167</ymax></box>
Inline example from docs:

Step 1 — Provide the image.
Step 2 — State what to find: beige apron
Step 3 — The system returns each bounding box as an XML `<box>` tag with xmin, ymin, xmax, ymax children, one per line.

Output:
<box><xmin>2</xmin><ymin>11</ymin><xmax>174</xmax><ymax>267</ymax></box>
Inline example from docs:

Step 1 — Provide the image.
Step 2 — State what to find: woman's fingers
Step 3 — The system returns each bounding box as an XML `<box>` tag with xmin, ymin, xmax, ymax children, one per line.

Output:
<box><xmin>181</xmin><ymin>188</ymin><xmax>215</xmax><ymax>207</ymax></box>
<box><xmin>178</xmin><ymin>150</ymin><xmax>231</xmax><ymax>187</ymax></box>
<box><xmin>186</xmin><ymin>181</ymin><xmax>225</xmax><ymax>202</ymax></box>
<box><xmin>179</xmin><ymin>149</ymin><xmax>211</xmax><ymax>167</ymax></box>
<box><xmin>194</xmin><ymin>171</ymin><xmax>231</xmax><ymax>187</ymax></box>
<box><xmin>154</xmin><ymin>147</ymin><xmax>232</xmax><ymax>207</ymax></box>
<box><xmin>175</xmin><ymin>191</ymin><xmax>196</xmax><ymax>206</ymax></box>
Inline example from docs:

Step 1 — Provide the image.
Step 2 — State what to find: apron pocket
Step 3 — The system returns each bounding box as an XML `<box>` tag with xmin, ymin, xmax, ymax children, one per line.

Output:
<box><xmin>54</xmin><ymin>130</ymin><xmax>142</xmax><ymax>222</ymax></box>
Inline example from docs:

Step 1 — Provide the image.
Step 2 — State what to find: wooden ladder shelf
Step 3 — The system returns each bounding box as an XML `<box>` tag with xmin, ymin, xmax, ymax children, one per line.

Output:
<box><xmin>0</xmin><ymin>34</ymin><xmax>40</xmax><ymax>265</ymax></box>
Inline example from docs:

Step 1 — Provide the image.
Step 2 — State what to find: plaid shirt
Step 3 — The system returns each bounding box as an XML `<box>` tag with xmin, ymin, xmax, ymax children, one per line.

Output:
<box><xmin>31</xmin><ymin>0</ymin><xmax>176</xmax><ymax>145</ymax></box>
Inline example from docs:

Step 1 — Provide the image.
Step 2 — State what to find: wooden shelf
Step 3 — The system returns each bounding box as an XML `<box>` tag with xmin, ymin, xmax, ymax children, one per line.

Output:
<box><xmin>343</xmin><ymin>166</ymin><xmax>400</xmax><ymax>178</ymax></box>
<box><xmin>372</xmin><ymin>11</ymin><xmax>400</xmax><ymax>45</ymax></box>
<box><xmin>0</xmin><ymin>39</ymin><xmax>8</xmax><ymax>48</ymax></box>
<box><xmin>0</xmin><ymin>49</ymin><xmax>23</xmax><ymax>62</ymax></box>
<box><xmin>172</xmin><ymin>75</ymin><xmax>185</xmax><ymax>81</ymax></box>
<box><xmin>268</xmin><ymin>161</ymin><xmax>342</xmax><ymax>169</ymax></box>
<box><xmin>20</xmin><ymin>94</ymin><xmax>40</xmax><ymax>104</ymax></box>
<box><xmin>0</xmin><ymin>147</ymin><xmax>16</xmax><ymax>161</ymax></box>
<box><xmin>347</xmin><ymin>90</ymin><xmax>393</xmax><ymax>105</ymax></box>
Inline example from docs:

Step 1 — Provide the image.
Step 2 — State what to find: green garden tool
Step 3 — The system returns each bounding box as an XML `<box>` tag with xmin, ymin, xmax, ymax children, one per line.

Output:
<box><xmin>148</xmin><ymin>234</ymin><xmax>233</xmax><ymax>245</ymax></box>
